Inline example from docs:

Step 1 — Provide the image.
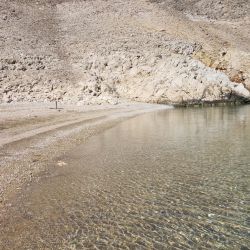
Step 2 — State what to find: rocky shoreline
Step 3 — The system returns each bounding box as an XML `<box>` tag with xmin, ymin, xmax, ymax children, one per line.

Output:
<box><xmin>173</xmin><ymin>99</ymin><xmax>250</xmax><ymax>108</ymax></box>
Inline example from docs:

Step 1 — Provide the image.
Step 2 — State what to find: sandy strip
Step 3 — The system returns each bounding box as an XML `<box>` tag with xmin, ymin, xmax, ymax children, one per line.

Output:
<box><xmin>0</xmin><ymin>102</ymin><xmax>171</xmax><ymax>206</ymax></box>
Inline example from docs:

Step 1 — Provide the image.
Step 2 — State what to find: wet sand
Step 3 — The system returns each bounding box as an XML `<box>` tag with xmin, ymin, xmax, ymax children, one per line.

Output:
<box><xmin>0</xmin><ymin>102</ymin><xmax>168</xmax><ymax>205</ymax></box>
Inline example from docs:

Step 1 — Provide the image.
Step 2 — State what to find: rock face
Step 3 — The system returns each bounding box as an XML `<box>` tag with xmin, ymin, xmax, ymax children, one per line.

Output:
<box><xmin>76</xmin><ymin>52</ymin><xmax>249</xmax><ymax>105</ymax></box>
<box><xmin>0</xmin><ymin>0</ymin><xmax>249</xmax><ymax>105</ymax></box>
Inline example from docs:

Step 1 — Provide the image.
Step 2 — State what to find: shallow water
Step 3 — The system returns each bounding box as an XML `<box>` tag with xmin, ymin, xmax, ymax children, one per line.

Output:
<box><xmin>1</xmin><ymin>106</ymin><xmax>250</xmax><ymax>249</ymax></box>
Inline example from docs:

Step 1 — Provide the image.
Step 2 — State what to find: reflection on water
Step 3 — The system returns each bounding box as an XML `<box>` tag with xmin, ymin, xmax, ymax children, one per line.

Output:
<box><xmin>1</xmin><ymin>106</ymin><xmax>250</xmax><ymax>249</ymax></box>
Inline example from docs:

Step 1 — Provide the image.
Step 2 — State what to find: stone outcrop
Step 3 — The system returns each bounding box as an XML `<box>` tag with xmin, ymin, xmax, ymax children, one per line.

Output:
<box><xmin>75</xmin><ymin>52</ymin><xmax>250</xmax><ymax>105</ymax></box>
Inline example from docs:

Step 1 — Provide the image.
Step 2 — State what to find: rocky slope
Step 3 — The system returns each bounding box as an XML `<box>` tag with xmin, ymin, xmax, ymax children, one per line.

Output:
<box><xmin>152</xmin><ymin>0</ymin><xmax>250</xmax><ymax>20</ymax></box>
<box><xmin>0</xmin><ymin>0</ymin><xmax>250</xmax><ymax>105</ymax></box>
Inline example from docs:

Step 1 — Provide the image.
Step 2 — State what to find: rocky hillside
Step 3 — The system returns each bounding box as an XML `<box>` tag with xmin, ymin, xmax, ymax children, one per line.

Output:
<box><xmin>151</xmin><ymin>0</ymin><xmax>250</xmax><ymax>20</ymax></box>
<box><xmin>0</xmin><ymin>0</ymin><xmax>249</xmax><ymax>105</ymax></box>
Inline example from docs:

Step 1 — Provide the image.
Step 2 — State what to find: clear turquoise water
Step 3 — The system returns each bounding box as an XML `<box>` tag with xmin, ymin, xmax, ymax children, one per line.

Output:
<box><xmin>1</xmin><ymin>106</ymin><xmax>249</xmax><ymax>249</ymax></box>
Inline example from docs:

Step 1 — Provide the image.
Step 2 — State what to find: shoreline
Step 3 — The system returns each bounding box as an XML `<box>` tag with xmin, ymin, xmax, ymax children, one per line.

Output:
<box><xmin>172</xmin><ymin>99</ymin><xmax>250</xmax><ymax>108</ymax></box>
<box><xmin>0</xmin><ymin>102</ymin><xmax>170</xmax><ymax>207</ymax></box>
<box><xmin>0</xmin><ymin>100</ymin><xmax>248</xmax><ymax>224</ymax></box>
